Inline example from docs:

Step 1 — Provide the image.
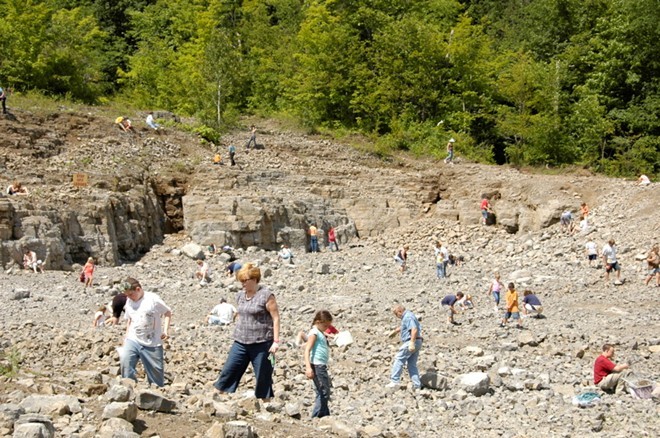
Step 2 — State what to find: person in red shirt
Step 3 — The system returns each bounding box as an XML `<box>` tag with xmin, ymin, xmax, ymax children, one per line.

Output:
<box><xmin>480</xmin><ymin>196</ymin><xmax>492</xmax><ymax>226</ymax></box>
<box><xmin>327</xmin><ymin>226</ymin><xmax>339</xmax><ymax>251</ymax></box>
<box><xmin>594</xmin><ymin>344</ymin><xmax>630</xmax><ymax>393</ymax></box>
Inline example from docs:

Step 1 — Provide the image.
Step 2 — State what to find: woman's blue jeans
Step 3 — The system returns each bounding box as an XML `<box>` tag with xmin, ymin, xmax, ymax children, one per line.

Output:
<box><xmin>214</xmin><ymin>341</ymin><xmax>274</xmax><ymax>399</ymax></box>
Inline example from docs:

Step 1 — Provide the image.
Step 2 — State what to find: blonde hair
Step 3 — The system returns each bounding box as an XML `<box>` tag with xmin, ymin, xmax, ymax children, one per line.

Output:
<box><xmin>87</xmin><ymin>257</ymin><xmax>94</xmax><ymax>264</ymax></box>
<box><xmin>236</xmin><ymin>263</ymin><xmax>261</xmax><ymax>283</ymax></box>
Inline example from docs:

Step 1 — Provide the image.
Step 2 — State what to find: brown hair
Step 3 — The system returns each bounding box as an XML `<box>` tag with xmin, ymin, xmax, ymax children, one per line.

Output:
<box><xmin>602</xmin><ymin>343</ymin><xmax>613</xmax><ymax>352</ymax></box>
<box><xmin>123</xmin><ymin>277</ymin><xmax>141</xmax><ymax>291</ymax></box>
<box><xmin>236</xmin><ymin>263</ymin><xmax>261</xmax><ymax>283</ymax></box>
<box><xmin>523</xmin><ymin>290</ymin><xmax>533</xmax><ymax>296</ymax></box>
<box><xmin>312</xmin><ymin>310</ymin><xmax>333</xmax><ymax>326</ymax></box>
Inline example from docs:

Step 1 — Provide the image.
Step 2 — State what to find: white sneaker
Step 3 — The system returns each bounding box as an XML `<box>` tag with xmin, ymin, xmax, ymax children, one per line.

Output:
<box><xmin>385</xmin><ymin>382</ymin><xmax>400</xmax><ymax>388</ymax></box>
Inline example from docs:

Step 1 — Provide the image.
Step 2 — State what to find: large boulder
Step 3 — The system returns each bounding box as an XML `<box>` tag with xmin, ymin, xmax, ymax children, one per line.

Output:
<box><xmin>456</xmin><ymin>372</ymin><xmax>490</xmax><ymax>396</ymax></box>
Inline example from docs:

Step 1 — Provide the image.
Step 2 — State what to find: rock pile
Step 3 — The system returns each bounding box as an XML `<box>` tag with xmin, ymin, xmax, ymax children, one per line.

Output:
<box><xmin>0</xmin><ymin>109</ymin><xmax>658</xmax><ymax>437</ymax></box>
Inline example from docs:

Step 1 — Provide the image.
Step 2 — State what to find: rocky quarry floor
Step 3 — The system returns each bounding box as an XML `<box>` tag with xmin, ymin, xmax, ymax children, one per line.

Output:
<box><xmin>0</xmin><ymin>107</ymin><xmax>659</xmax><ymax>438</ymax></box>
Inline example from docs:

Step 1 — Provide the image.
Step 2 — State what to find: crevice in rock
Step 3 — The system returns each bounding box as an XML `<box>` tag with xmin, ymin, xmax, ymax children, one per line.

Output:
<box><xmin>151</xmin><ymin>177</ymin><xmax>187</xmax><ymax>234</ymax></box>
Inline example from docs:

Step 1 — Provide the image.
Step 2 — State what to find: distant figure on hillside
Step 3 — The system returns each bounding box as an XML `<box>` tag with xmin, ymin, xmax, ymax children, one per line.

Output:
<box><xmin>194</xmin><ymin>259</ymin><xmax>212</xmax><ymax>284</ymax></box>
<box><xmin>435</xmin><ymin>241</ymin><xmax>449</xmax><ymax>279</ymax></box>
<box><xmin>327</xmin><ymin>226</ymin><xmax>339</xmax><ymax>251</ymax></box>
<box><xmin>226</xmin><ymin>261</ymin><xmax>242</xmax><ymax>276</ymax></box>
<box><xmin>580</xmin><ymin>202</ymin><xmax>590</xmax><ymax>220</ymax></box>
<box><xmin>146</xmin><ymin>112</ymin><xmax>161</xmax><ymax>131</ymax></box>
<box><xmin>228</xmin><ymin>144</ymin><xmax>236</xmax><ymax>166</ymax></box>
<box><xmin>560</xmin><ymin>210</ymin><xmax>574</xmax><ymax>233</ymax></box>
<box><xmin>644</xmin><ymin>244</ymin><xmax>659</xmax><ymax>287</ymax></box>
<box><xmin>637</xmin><ymin>174</ymin><xmax>651</xmax><ymax>186</ymax></box>
<box><xmin>116</xmin><ymin>117</ymin><xmax>133</xmax><ymax>133</ymax></box>
<box><xmin>207</xmin><ymin>298</ymin><xmax>237</xmax><ymax>326</ymax></box>
<box><xmin>456</xmin><ymin>293</ymin><xmax>474</xmax><ymax>311</ymax></box>
<box><xmin>579</xmin><ymin>215</ymin><xmax>589</xmax><ymax>234</ymax></box>
<box><xmin>394</xmin><ymin>245</ymin><xmax>409</xmax><ymax>273</ymax></box>
<box><xmin>480</xmin><ymin>196</ymin><xmax>492</xmax><ymax>226</ymax></box>
<box><xmin>213</xmin><ymin>153</ymin><xmax>223</xmax><ymax>165</ymax></box>
<box><xmin>23</xmin><ymin>248</ymin><xmax>44</xmax><ymax>273</ymax></box>
<box><xmin>585</xmin><ymin>239</ymin><xmax>598</xmax><ymax>267</ymax></box>
<box><xmin>82</xmin><ymin>257</ymin><xmax>95</xmax><ymax>288</ymax></box>
<box><xmin>246</xmin><ymin>125</ymin><xmax>257</xmax><ymax>150</ymax></box>
<box><xmin>444</xmin><ymin>138</ymin><xmax>455</xmax><ymax>164</ymax></box>
<box><xmin>0</xmin><ymin>85</ymin><xmax>7</xmax><ymax>114</ymax></box>
<box><xmin>522</xmin><ymin>290</ymin><xmax>543</xmax><ymax>318</ymax></box>
<box><xmin>309</xmin><ymin>223</ymin><xmax>319</xmax><ymax>253</ymax></box>
<box><xmin>6</xmin><ymin>181</ymin><xmax>29</xmax><ymax>195</ymax></box>
<box><xmin>278</xmin><ymin>245</ymin><xmax>294</xmax><ymax>264</ymax></box>
<box><xmin>501</xmin><ymin>282</ymin><xmax>522</xmax><ymax>329</ymax></box>
<box><xmin>93</xmin><ymin>305</ymin><xmax>109</xmax><ymax>328</ymax></box>
<box><xmin>441</xmin><ymin>292</ymin><xmax>463</xmax><ymax>325</ymax></box>
<box><xmin>602</xmin><ymin>239</ymin><xmax>622</xmax><ymax>284</ymax></box>
<box><xmin>487</xmin><ymin>272</ymin><xmax>504</xmax><ymax>311</ymax></box>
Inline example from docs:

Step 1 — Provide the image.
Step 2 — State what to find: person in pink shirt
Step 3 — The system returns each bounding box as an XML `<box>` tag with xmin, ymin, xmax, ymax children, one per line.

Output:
<box><xmin>327</xmin><ymin>226</ymin><xmax>339</xmax><ymax>251</ymax></box>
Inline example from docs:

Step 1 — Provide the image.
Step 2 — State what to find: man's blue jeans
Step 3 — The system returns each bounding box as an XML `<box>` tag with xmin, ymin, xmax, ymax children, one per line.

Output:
<box><xmin>436</xmin><ymin>262</ymin><xmax>446</xmax><ymax>278</ymax></box>
<box><xmin>120</xmin><ymin>338</ymin><xmax>165</xmax><ymax>387</ymax></box>
<box><xmin>310</xmin><ymin>236</ymin><xmax>319</xmax><ymax>253</ymax></box>
<box><xmin>311</xmin><ymin>364</ymin><xmax>331</xmax><ymax>418</ymax></box>
<box><xmin>390</xmin><ymin>339</ymin><xmax>422</xmax><ymax>388</ymax></box>
<box><xmin>214</xmin><ymin>341</ymin><xmax>274</xmax><ymax>399</ymax></box>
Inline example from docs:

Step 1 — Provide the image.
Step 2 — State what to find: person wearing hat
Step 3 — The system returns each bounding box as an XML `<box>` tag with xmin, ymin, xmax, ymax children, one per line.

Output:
<box><xmin>444</xmin><ymin>138</ymin><xmax>455</xmax><ymax>164</ymax></box>
<box><xmin>278</xmin><ymin>244</ymin><xmax>294</xmax><ymax>264</ymax></box>
<box><xmin>119</xmin><ymin>277</ymin><xmax>172</xmax><ymax>387</ymax></box>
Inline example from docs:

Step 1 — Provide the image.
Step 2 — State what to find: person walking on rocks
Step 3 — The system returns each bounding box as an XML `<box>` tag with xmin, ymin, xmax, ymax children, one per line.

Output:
<box><xmin>327</xmin><ymin>226</ymin><xmax>339</xmax><ymax>251</ymax></box>
<box><xmin>480</xmin><ymin>196</ymin><xmax>492</xmax><ymax>226</ymax></box>
<box><xmin>207</xmin><ymin>298</ymin><xmax>237</xmax><ymax>325</ymax></box>
<box><xmin>304</xmin><ymin>310</ymin><xmax>334</xmax><ymax>418</ymax></box>
<box><xmin>228</xmin><ymin>144</ymin><xmax>236</xmax><ymax>166</ymax></box>
<box><xmin>435</xmin><ymin>241</ymin><xmax>449</xmax><ymax>279</ymax></box>
<box><xmin>585</xmin><ymin>239</ymin><xmax>598</xmax><ymax>267</ymax></box>
<box><xmin>394</xmin><ymin>245</ymin><xmax>409</xmax><ymax>273</ymax></box>
<box><xmin>387</xmin><ymin>304</ymin><xmax>422</xmax><ymax>389</ymax></box>
<box><xmin>487</xmin><ymin>272</ymin><xmax>504</xmax><ymax>311</ymax></box>
<box><xmin>246</xmin><ymin>125</ymin><xmax>257</xmax><ymax>150</ymax></box>
<box><xmin>309</xmin><ymin>223</ymin><xmax>319</xmax><ymax>253</ymax></box>
<box><xmin>82</xmin><ymin>257</ymin><xmax>95</xmax><ymax>288</ymax></box>
<box><xmin>594</xmin><ymin>344</ymin><xmax>630</xmax><ymax>394</ymax></box>
<box><xmin>444</xmin><ymin>138</ymin><xmax>455</xmax><ymax>164</ymax></box>
<box><xmin>214</xmin><ymin>263</ymin><xmax>281</xmax><ymax>400</ymax></box>
<box><xmin>120</xmin><ymin>277</ymin><xmax>172</xmax><ymax>387</ymax></box>
<box><xmin>602</xmin><ymin>239</ymin><xmax>622</xmax><ymax>284</ymax></box>
<box><xmin>644</xmin><ymin>244</ymin><xmax>660</xmax><ymax>287</ymax></box>
<box><xmin>441</xmin><ymin>292</ymin><xmax>463</xmax><ymax>325</ymax></box>
<box><xmin>501</xmin><ymin>282</ymin><xmax>522</xmax><ymax>329</ymax></box>
<box><xmin>23</xmin><ymin>248</ymin><xmax>44</xmax><ymax>273</ymax></box>
<box><xmin>522</xmin><ymin>290</ymin><xmax>543</xmax><ymax>318</ymax></box>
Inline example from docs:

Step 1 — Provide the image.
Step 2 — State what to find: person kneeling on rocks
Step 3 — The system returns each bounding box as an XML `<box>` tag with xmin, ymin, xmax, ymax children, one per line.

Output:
<box><xmin>594</xmin><ymin>344</ymin><xmax>630</xmax><ymax>394</ymax></box>
<box><xmin>441</xmin><ymin>292</ymin><xmax>463</xmax><ymax>325</ymax></box>
<box><xmin>522</xmin><ymin>290</ymin><xmax>543</xmax><ymax>318</ymax></box>
<box><xmin>194</xmin><ymin>259</ymin><xmax>212</xmax><ymax>285</ymax></box>
<box><xmin>207</xmin><ymin>298</ymin><xmax>237</xmax><ymax>326</ymax></box>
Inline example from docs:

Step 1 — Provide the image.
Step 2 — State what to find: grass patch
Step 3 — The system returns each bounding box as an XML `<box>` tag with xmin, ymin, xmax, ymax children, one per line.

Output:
<box><xmin>0</xmin><ymin>348</ymin><xmax>22</xmax><ymax>379</ymax></box>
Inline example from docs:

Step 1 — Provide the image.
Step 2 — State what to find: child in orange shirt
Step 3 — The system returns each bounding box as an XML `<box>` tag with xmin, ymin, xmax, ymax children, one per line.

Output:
<box><xmin>501</xmin><ymin>282</ymin><xmax>523</xmax><ymax>329</ymax></box>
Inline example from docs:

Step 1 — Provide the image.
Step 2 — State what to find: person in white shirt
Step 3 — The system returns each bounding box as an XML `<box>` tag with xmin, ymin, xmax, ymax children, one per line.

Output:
<box><xmin>585</xmin><ymin>240</ymin><xmax>598</xmax><ymax>267</ymax></box>
<box><xmin>207</xmin><ymin>298</ymin><xmax>237</xmax><ymax>325</ymax></box>
<box><xmin>146</xmin><ymin>112</ymin><xmax>161</xmax><ymax>130</ymax></box>
<box><xmin>120</xmin><ymin>277</ymin><xmax>172</xmax><ymax>387</ymax></box>
<box><xmin>194</xmin><ymin>259</ymin><xmax>212</xmax><ymax>284</ymax></box>
<box><xmin>602</xmin><ymin>239</ymin><xmax>622</xmax><ymax>283</ymax></box>
<box><xmin>637</xmin><ymin>174</ymin><xmax>650</xmax><ymax>186</ymax></box>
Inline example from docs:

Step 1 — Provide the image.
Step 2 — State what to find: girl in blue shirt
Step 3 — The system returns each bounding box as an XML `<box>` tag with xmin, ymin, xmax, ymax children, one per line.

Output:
<box><xmin>304</xmin><ymin>310</ymin><xmax>333</xmax><ymax>418</ymax></box>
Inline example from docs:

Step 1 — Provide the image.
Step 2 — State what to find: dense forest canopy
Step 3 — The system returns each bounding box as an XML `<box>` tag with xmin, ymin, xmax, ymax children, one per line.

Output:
<box><xmin>1</xmin><ymin>0</ymin><xmax>658</xmax><ymax>176</ymax></box>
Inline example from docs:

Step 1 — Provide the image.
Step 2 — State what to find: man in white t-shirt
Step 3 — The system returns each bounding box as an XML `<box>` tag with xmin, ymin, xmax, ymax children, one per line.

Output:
<box><xmin>585</xmin><ymin>240</ymin><xmax>598</xmax><ymax>267</ymax></box>
<box><xmin>207</xmin><ymin>298</ymin><xmax>237</xmax><ymax>325</ymax></box>
<box><xmin>602</xmin><ymin>239</ymin><xmax>622</xmax><ymax>283</ymax></box>
<box><xmin>120</xmin><ymin>277</ymin><xmax>172</xmax><ymax>387</ymax></box>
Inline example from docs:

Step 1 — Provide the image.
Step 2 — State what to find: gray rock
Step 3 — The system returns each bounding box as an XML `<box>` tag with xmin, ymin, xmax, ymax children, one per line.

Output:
<box><xmin>181</xmin><ymin>243</ymin><xmax>205</xmax><ymax>260</ymax></box>
<box><xmin>135</xmin><ymin>390</ymin><xmax>176</xmax><ymax>413</ymax></box>
<box><xmin>223</xmin><ymin>420</ymin><xmax>254</xmax><ymax>438</ymax></box>
<box><xmin>13</xmin><ymin>414</ymin><xmax>55</xmax><ymax>438</ymax></box>
<box><xmin>456</xmin><ymin>372</ymin><xmax>490</xmax><ymax>396</ymax></box>
<box><xmin>105</xmin><ymin>385</ymin><xmax>132</xmax><ymax>402</ymax></box>
<box><xmin>102</xmin><ymin>402</ymin><xmax>137</xmax><ymax>422</ymax></box>
<box><xmin>18</xmin><ymin>395</ymin><xmax>81</xmax><ymax>416</ymax></box>
<box><xmin>420</xmin><ymin>371</ymin><xmax>449</xmax><ymax>390</ymax></box>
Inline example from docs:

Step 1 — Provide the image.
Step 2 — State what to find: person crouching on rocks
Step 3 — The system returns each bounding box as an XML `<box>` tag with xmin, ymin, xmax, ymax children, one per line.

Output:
<box><xmin>194</xmin><ymin>259</ymin><xmax>212</xmax><ymax>285</ymax></box>
<box><xmin>594</xmin><ymin>344</ymin><xmax>630</xmax><ymax>394</ymax></box>
<box><xmin>23</xmin><ymin>248</ymin><xmax>44</xmax><ymax>273</ymax></box>
<box><xmin>441</xmin><ymin>292</ymin><xmax>463</xmax><ymax>325</ymax></box>
<box><xmin>522</xmin><ymin>290</ymin><xmax>543</xmax><ymax>318</ymax></box>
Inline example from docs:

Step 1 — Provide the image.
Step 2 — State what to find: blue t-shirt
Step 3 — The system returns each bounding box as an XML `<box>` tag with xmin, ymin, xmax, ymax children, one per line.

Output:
<box><xmin>400</xmin><ymin>310</ymin><xmax>421</xmax><ymax>343</ymax></box>
<box><xmin>308</xmin><ymin>327</ymin><xmax>329</xmax><ymax>365</ymax></box>
<box><xmin>523</xmin><ymin>294</ymin><xmax>542</xmax><ymax>306</ymax></box>
<box><xmin>441</xmin><ymin>295</ymin><xmax>457</xmax><ymax>306</ymax></box>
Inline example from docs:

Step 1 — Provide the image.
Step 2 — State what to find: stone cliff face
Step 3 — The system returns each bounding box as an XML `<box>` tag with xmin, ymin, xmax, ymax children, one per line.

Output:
<box><xmin>2</xmin><ymin>108</ymin><xmax>652</xmax><ymax>270</ymax></box>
